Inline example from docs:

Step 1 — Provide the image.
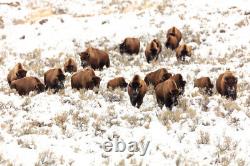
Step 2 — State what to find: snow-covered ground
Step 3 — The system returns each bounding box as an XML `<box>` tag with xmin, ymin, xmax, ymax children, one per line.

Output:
<box><xmin>0</xmin><ymin>0</ymin><xmax>250</xmax><ymax>165</ymax></box>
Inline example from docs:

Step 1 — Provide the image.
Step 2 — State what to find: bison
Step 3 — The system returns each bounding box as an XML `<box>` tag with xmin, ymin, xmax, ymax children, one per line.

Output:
<box><xmin>71</xmin><ymin>68</ymin><xmax>101</xmax><ymax>90</ymax></box>
<box><xmin>7</xmin><ymin>63</ymin><xmax>27</xmax><ymax>86</ymax></box>
<box><xmin>145</xmin><ymin>39</ymin><xmax>162</xmax><ymax>63</ymax></box>
<box><xmin>128</xmin><ymin>75</ymin><xmax>147</xmax><ymax>108</ymax></box>
<box><xmin>155</xmin><ymin>79</ymin><xmax>179</xmax><ymax>109</ymax></box>
<box><xmin>216</xmin><ymin>70</ymin><xmax>237</xmax><ymax>100</ymax></box>
<box><xmin>44</xmin><ymin>68</ymin><xmax>65</xmax><ymax>91</ymax></box>
<box><xmin>175</xmin><ymin>44</ymin><xmax>192</xmax><ymax>61</ymax></box>
<box><xmin>144</xmin><ymin>68</ymin><xmax>172</xmax><ymax>87</ymax></box>
<box><xmin>107</xmin><ymin>77</ymin><xmax>128</xmax><ymax>90</ymax></box>
<box><xmin>170</xmin><ymin>74</ymin><xmax>186</xmax><ymax>95</ymax></box>
<box><xmin>120</xmin><ymin>37</ymin><xmax>140</xmax><ymax>55</ymax></box>
<box><xmin>194</xmin><ymin>77</ymin><xmax>214</xmax><ymax>95</ymax></box>
<box><xmin>64</xmin><ymin>58</ymin><xmax>77</xmax><ymax>73</ymax></box>
<box><xmin>10</xmin><ymin>77</ymin><xmax>45</xmax><ymax>95</ymax></box>
<box><xmin>79</xmin><ymin>47</ymin><xmax>110</xmax><ymax>70</ymax></box>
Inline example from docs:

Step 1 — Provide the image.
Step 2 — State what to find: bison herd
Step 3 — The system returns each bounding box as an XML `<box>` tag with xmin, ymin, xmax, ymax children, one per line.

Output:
<box><xmin>7</xmin><ymin>26</ymin><xmax>238</xmax><ymax>109</ymax></box>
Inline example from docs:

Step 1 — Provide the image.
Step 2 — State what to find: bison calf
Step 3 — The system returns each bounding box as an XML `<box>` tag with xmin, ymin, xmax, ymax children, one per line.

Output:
<box><xmin>170</xmin><ymin>74</ymin><xmax>186</xmax><ymax>95</ymax></box>
<box><xmin>44</xmin><ymin>68</ymin><xmax>65</xmax><ymax>91</ymax></box>
<box><xmin>107</xmin><ymin>77</ymin><xmax>128</xmax><ymax>90</ymax></box>
<box><xmin>10</xmin><ymin>77</ymin><xmax>45</xmax><ymax>95</ymax></box>
<box><xmin>71</xmin><ymin>68</ymin><xmax>101</xmax><ymax>90</ymax></box>
<box><xmin>194</xmin><ymin>77</ymin><xmax>214</xmax><ymax>95</ymax></box>
<box><xmin>120</xmin><ymin>37</ymin><xmax>140</xmax><ymax>55</ymax></box>
<box><xmin>64</xmin><ymin>58</ymin><xmax>77</xmax><ymax>73</ymax></box>
<box><xmin>176</xmin><ymin>44</ymin><xmax>192</xmax><ymax>61</ymax></box>
<box><xmin>144</xmin><ymin>68</ymin><xmax>172</xmax><ymax>87</ymax></box>
<box><xmin>128</xmin><ymin>75</ymin><xmax>147</xmax><ymax>108</ymax></box>
<box><xmin>155</xmin><ymin>79</ymin><xmax>179</xmax><ymax>109</ymax></box>
<box><xmin>80</xmin><ymin>47</ymin><xmax>110</xmax><ymax>70</ymax></box>
<box><xmin>216</xmin><ymin>70</ymin><xmax>237</xmax><ymax>100</ymax></box>
<box><xmin>145</xmin><ymin>39</ymin><xmax>162</xmax><ymax>63</ymax></box>
<box><xmin>7</xmin><ymin>63</ymin><xmax>27</xmax><ymax>86</ymax></box>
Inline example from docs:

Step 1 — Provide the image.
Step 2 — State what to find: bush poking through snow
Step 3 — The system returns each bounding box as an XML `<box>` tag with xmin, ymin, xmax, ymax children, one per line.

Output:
<box><xmin>196</xmin><ymin>131</ymin><xmax>210</xmax><ymax>145</ymax></box>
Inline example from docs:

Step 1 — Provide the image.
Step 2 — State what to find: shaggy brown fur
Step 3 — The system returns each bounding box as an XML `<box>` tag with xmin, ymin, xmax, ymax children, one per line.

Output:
<box><xmin>216</xmin><ymin>70</ymin><xmax>237</xmax><ymax>100</ymax></box>
<box><xmin>128</xmin><ymin>75</ymin><xmax>147</xmax><ymax>108</ymax></box>
<box><xmin>144</xmin><ymin>68</ymin><xmax>172</xmax><ymax>87</ymax></box>
<box><xmin>7</xmin><ymin>63</ymin><xmax>27</xmax><ymax>86</ymax></box>
<box><xmin>80</xmin><ymin>47</ymin><xmax>110</xmax><ymax>70</ymax></box>
<box><xmin>120</xmin><ymin>37</ymin><xmax>140</xmax><ymax>55</ymax></box>
<box><xmin>145</xmin><ymin>39</ymin><xmax>162</xmax><ymax>63</ymax></box>
<box><xmin>107</xmin><ymin>77</ymin><xmax>128</xmax><ymax>90</ymax></box>
<box><xmin>155</xmin><ymin>79</ymin><xmax>179</xmax><ymax>109</ymax></box>
<box><xmin>165</xmin><ymin>35</ymin><xmax>179</xmax><ymax>50</ymax></box>
<box><xmin>194</xmin><ymin>77</ymin><xmax>214</xmax><ymax>95</ymax></box>
<box><xmin>71</xmin><ymin>68</ymin><xmax>101</xmax><ymax>90</ymax></box>
<box><xmin>44</xmin><ymin>68</ymin><xmax>65</xmax><ymax>91</ymax></box>
<box><xmin>167</xmin><ymin>26</ymin><xmax>182</xmax><ymax>43</ymax></box>
<box><xmin>170</xmin><ymin>74</ymin><xmax>186</xmax><ymax>95</ymax></box>
<box><xmin>64</xmin><ymin>58</ymin><xmax>77</xmax><ymax>73</ymax></box>
<box><xmin>175</xmin><ymin>44</ymin><xmax>192</xmax><ymax>61</ymax></box>
<box><xmin>10</xmin><ymin>77</ymin><xmax>45</xmax><ymax>95</ymax></box>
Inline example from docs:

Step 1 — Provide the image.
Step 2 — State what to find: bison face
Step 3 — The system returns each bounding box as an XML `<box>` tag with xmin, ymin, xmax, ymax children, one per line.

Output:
<box><xmin>36</xmin><ymin>83</ymin><xmax>45</xmax><ymax>93</ymax></box>
<box><xmin>80</xmin><ymin>52</ymin><xmax>90</xmax><ymax>67</ymax></box>
<box><xmin>225</xmin><ymin>77</ymin><xmax>237</xmax><ymax>97</ymax></box>
<box><xmin>119</xmin><ymin>42</ymin><xmax>126</xmax><ymax>54</ymax></box>
<box><xmin>57</xmin><ymin>70</ymin><xmax>66</xmax><ymax>89</ymax></box>
<box><xmin>129</xmin><ymin>82</ymin><xmax>142</xmax><ymax>99</ymax></box>
<box><xmin>151</xmin><ymin>47</ymin><xmax>158</xmax><ymax>55</ymax></box>
<box><xmin>66</xmin><ymin>65</ymin><xmax>74</xmax><ymax>73</ymax></box>
<box><xmin>121</xmin><ymin>81</ymin><xmax>128</xmax><ymax>88</ymax></box>
<box><xmin>16</xmin><ymin>69</ymin><xmax>27</xmax><ymax>79</ymax></box>
<box><xmin>170</xmin><ymin>89</ymin><xmax>179</xmax><ymax>106</ymax></box>
<box><xmin>161</xmin><ymin>73</ymin><xmax>172</xmax><ymax>83</ymax></box>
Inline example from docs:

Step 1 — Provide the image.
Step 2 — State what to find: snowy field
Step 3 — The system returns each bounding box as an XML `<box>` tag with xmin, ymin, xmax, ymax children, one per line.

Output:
<box><xmin>0</xmin><ymin>0</ymin><xmax>250</xmax><ymax>165</ymax></box>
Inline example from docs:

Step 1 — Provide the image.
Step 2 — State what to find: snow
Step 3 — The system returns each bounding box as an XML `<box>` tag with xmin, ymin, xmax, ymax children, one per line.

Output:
<box><xmin>0</xmin><ymin>0</ymin><xmax>250</xmax><ymax>165</ymax></box>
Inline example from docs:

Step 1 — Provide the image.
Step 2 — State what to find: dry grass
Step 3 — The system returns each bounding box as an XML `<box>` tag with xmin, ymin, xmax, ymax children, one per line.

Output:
<box><xmin>0</xmin><ymin>153</ymin><xmax>13</xmax><ymax>166</ymax></box>
<box><xmin>54</xmin><ymin>112</ymin><xmax>68</xmax><ymax>132</ymax></box>
<box><xmin>196</xmin><ymin>131</ymin><xmax>210</xmax><ymax>145</ymax></box>
<box><xmin>35</xmin><ymin>150</ymin><xmax>56</xmax><ymax>166</ymax></box>
<box><xmin>72</xmin><ymin>111</ymin><xmax>89</xmax><ymax>129</ymax></box>
<box><xmin>159</xmin><ymin>108</ymin><xmax>196</xmax><ymax>129</ymax></box>
<box><xmin>215</xmin><ymin>136</ymin><xmax>238</xmax><ymax>165</ymax></box>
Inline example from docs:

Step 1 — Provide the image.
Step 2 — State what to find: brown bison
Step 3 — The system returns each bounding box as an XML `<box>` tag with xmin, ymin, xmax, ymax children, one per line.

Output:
<box><xmin>170</xmin><ymin>74</ymin><xmax>186</xmax><ymax>95</ymax></box>
<box><xmin>71</xmin><ymin>68</ymin><xmax>101</xmax><ymax>90</ymax></box>
<box><xmin>7</xmin><ymin>63</ymin><xmax>27</xmax><ymax>85</ymax></box>
<box><xmin>145</xmin><ymin>39</ymin><xmax>162</xmax><ymax>63</ymax></box>
<box><xmin>167</xmin><ymin>26</ymin><xmax>182</xmax><ymax>43</ymax></box>
<box><xmin>64</xmin><ymin>58</ymin><xmax>77</xmax><ymax>73</ymax></box>
<box><xmin>165</xmin><ymin>35</ymin><xmax>179</xmax><ymax>50</ymax></box>
<box><xmin>216</xmin><ymin>71</ymin><xmax>237</xmax><ymax>100</ymax></box>
<box><xmin>10</xmin><ymin>77</ymin><xmax>45</xmax><ymax>95</ymax></box>
<box><xmin>144</xmin><ymin>68</ymin><xmax>172</xmax><ymax>87</ymax></box>
<box><xmin>120</xmin><ymin>37</ymin><xmax>140</xmax><ymax>55</ymax></box>
<box><xmin>44</xmin><ymin>68</ymin><xmax>65</xmax><ymax>91</ymax></box>
<box><xmin>165</xmin><ymin>27</ymin><xmax>182</xmax><ymax>50</ymax></box>
<box><xmin>79</xmin><ymin>47</ymin><xmax>110</xmax><ymax>70</ymax></box>
<box><xmin>107</xmin><ymin>77</ymin><xmax>128</xmax><ymax>90</ymax></box>
<box><xmin>155</xmin><ymin>79</ymin><xmax>179</xmax><ymax>109</ymax></box>
<box><xmin>176</xmin><ymin>44</ymin><xmax>192</xmax><ymax>61</ymax></box>
<box><xmin>128</xmin><ymin>75</ymin><xmax>147</xmax><ymax>108</ymax></box>
<box><xmin>194</xmin><ymin>77</ymin><xmax>214</xmax><ymax>95</ymax></box>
